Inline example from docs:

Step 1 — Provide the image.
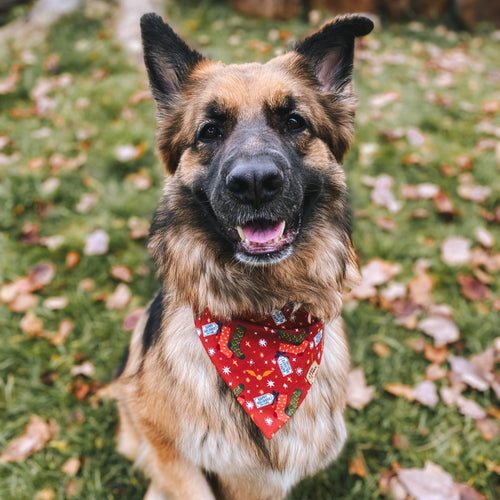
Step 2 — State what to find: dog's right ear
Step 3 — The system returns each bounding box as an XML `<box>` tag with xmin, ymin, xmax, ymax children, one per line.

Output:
<box><xmin>140</xmin><ymin>13</ymin><xmax>205</xmax><ymax>108</ymax></box>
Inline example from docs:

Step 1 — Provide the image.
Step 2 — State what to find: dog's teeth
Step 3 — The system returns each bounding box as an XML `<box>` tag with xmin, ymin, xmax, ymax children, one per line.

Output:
<box><xmin>236</xmin><ymin>226</ymin><xmax>246</xmax><ymax>241</ymax></box>
<box><xmin>278</xmin><ymin>221</ymin><xmax>285</xmax><ymax>239</ymax></box>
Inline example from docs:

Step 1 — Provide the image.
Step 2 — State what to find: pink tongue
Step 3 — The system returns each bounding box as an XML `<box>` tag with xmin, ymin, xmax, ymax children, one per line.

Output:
<box><xmin>242</xmin><ymin>222</ymin><xmax>283</xmax><ymax>244</ymax></box>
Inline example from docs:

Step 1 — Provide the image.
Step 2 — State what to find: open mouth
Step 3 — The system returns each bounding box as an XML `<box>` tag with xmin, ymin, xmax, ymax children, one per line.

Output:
<box><xmin>229</xmin><ymin>218</ymin><xmax>300</xmax><ymax>259</ymax></box>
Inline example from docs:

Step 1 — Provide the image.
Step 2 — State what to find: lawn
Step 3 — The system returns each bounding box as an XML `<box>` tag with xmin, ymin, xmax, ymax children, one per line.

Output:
<box><xmin>0</xmin><ymin>1</ymin><xmax>498</xmax><ymax>499</ymax></box>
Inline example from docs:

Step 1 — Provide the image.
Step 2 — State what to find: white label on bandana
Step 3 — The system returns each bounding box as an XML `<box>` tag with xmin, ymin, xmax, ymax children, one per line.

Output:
<box><xmin>278</xmin><ymin>356</ymin><xmax>293</xmax><ymax>377</ymax></box>
<box><xmin>202</xmin><ymin>322</ymin><xmax>219</xmax><ymax>337</ymax></box>
<box><xmin>314</xmin><ymin>329</ymin><xmax>323</xmax><ymax>346</ymax></box>
<box><xmin>254</xmin><ymin>393</ymin><xmax>274</xmax><ymax>408</ymax></box>
<box><xmin>271</xmin><ymin>311</ymin><xmax>286</xmax><ymax>325</ymax></box>
<box><xmin>306</xmin><ymin>360</ymin><xmax>320</xmax><ymax>385</ymax></box>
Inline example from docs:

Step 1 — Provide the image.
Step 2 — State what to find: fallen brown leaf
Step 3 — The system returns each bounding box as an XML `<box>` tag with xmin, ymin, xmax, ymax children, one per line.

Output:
<box><xmin>51</xmin><ymin>319</ymin><xmax>73</xmax><ymax>346</ymax></box>
<box><xmin>84</xmin><ymin>229</ymin><xmax>109</xmax><ymax>256</ymax></box>
<box><xmin>441</xmin><ymin>236</ymin><xmax>471</xmax><ymax>266</ymax></box>
<box><xmin>35</xmin><ymin>489</ymin><xmax>56</xmax><ymax>500</ymax></box>
<box><xmin>413</xmin><ymin>380</ymin><xmax>439</xmax><ymax>407</ymax></box>
<box><xmin>0</xmin><ymin>415</ymin><xmax>53</xmax><ymax>462</ymax></box>
<box><xmin>9</xmin><ymin>293</ymin><xmax>39</xmax><ymax>312</ymax></box>
<box><xmin>122</xmin><ymin>307</ymin><xmax>145</xmax><ymax>331</ymax></box>
<box><xmin>474</xmin><ymin>418</ymin><xmax>500</xmax><ymax>440</ymax></box>
<box><xmin>65</xmin><ymin>251</ymin><xmax>80</xmax><ymax>270</ymax></box>
<box><xmin>128</xmin><ymin>217</ymin><xmax>150</xmax><ymax>239</ymax></box>
<box><xmin>346</xmin><ymin>367</ymin><xmax>375</xmax><ymax>410</ymax></box>
<box><xmin>373</xmin><ymin>342</ymin><xmax>390</xmax><ymax>357</ymax></box>
<box><xmin>408</xmin><ymin>272</ymin><xmax>433</xmax><ymax>307</ymax></box>
<box><xmin>349</xmin><ymin>456</ymin><xmax>367</xmax><ymax>477</ymax></box>
<box><xmin>0</xmin><ymin>63</ymin><xmax>21</xmax><ymax>94</ymax></box>
<box><xmin>20</xmin><ymin>312</ymin><xmax>44</xmax><ymax>337</ymax></box>
<box><xmin>397</xmin><ymin>461</ymin><xmax>460</xmax><ymax>500</ymax></box>
<box><xmin>456</xmin><ymin>395</ymin><xmax>486</xmax><ymax>419</ymax></box>
<box><xmin>433</xmin><ymin>190</ymin><xmax>458</xmax><ymax>220</ymax></box>
<box><xmin>457</xmin><ymin>274</ymin><xmax>490</xmax><ymax>301</ymax></box>
<box><xmin>417</xmin><ymin>316</ymin><xmax>460</xmax><ymax>347</ymax></box>
<box><xmin>111</xmin><ymin>265</ymin><xmax>133</xmax><ymax>282</ymax></box>
<box><xmin>385</xmin><ymin>383</ymin><xmax>415</xmax><ymax>401</ymax></box>
<box><xmin>61</xmin><ymin>457</ymin><xmax>80</xmax><ymax>476</ymax></box>
<box><xmin>425</xmin><ymin>363</ymin><xmax>448</xmax><ymax>381</ymax></box>
<box><xmin>106</xmin><ymin>283</ymin><xmax>132</xmax><ymax>311</ymax></box>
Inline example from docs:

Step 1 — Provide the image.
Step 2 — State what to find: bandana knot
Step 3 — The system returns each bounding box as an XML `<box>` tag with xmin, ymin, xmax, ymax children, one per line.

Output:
<box><xmin>193</xmin><ymin>307</ymin><xmax>324</xmax><ymax>439</ymax></box>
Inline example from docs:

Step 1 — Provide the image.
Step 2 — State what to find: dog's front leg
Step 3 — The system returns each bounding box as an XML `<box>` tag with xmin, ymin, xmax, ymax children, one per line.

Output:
<box><xmin>139</xmin><ymin>442</ymin><xmax>216</xmax><ymax>500</ymax></box>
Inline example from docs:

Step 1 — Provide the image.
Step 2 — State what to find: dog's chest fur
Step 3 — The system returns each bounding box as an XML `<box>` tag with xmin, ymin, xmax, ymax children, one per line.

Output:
<box><xmin>123</xmin><ymin>304</ymin><xmax>349</xmax><ymax>484</ymax></box>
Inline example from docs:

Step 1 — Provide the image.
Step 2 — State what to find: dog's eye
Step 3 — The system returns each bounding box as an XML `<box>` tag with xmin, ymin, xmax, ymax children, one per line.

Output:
<box><xmin>286</xmin><ymin>114</ymin><xmax>306</xmax><ymax>133</ymax></box>
<box><xmin>199</xmin><ymin>123</ymin><xmax>223</xmax><ymax>142</ymax></box>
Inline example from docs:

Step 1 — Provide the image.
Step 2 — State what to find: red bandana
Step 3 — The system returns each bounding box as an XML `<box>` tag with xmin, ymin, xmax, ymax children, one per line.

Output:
<box><xmin>193</xmin><ymin>307</ymin><xmax>324</xmax><ymax>439</ymax></box>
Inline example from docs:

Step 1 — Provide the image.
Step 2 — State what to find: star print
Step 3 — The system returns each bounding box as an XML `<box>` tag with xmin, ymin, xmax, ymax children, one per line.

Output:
<box><xmin>267</xmin><ymin>380</ymin><xmax>275</xmax><ymax>388</ymax></box>
<box><xmin>265</xmin><ymin>417</ymin><xmax>273</xmax><ymax>426</ymax></box>
<box><xmin>259</xmin><ymin>339</ymin><xmax>267</xmax><ymax>347</ymax></box>
<box><xmin>222</xmin><ymin>366</ymin><xmax>231</xmax><ymax>375</ymax></box>
<box><xmin>246</xmin><ymin>401</ymin><xmax>254</xmax><ymax>409</ymax></box>
<box><xmin>208</xmin><ymin>348</ymin><xmax>215</xmax><ymax>356</ymax></box>
<box><xmin>296</xmin><ymin>368</ymin><xmax>303</xmax><ymax>375</ymax></box>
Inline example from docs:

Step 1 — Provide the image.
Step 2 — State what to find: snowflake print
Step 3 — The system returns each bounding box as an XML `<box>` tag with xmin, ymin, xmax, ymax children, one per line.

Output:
<box><xmin>296</xmin><ymin>367</ymin><xmax>303</xmax><ymax>375</ymax></box>
<box><xmin>208</xmin><ymin>348</ymin><xmax>215</xmax><ymax>356</ymax></box>
<box><xmin>283</xmin><ymin>383</ymin><xmax>288</xmax><ymax>389</ymax></box>
<box><xmin>265</xmin><ymin>417</ymin><xmax>273</xmax><ymax>426</ymax></box>
<box><xmin>222</xmin><ymin>366</ymin><xmax>231</xmax><ymax>375</ymax></box>
<box><xmin>259</xmin><ymin>339</ymin><xmax>267</xmax><ymax>347</ymax></box>
<box><xmin>246</xmin><ymin>401</ymin><xmax>254</xmax><ymax>410</ymax></box>
<box><xmin>267</xmin><ymin>380</ymin><xmax>275</xmax><ymax>388</ymax></box>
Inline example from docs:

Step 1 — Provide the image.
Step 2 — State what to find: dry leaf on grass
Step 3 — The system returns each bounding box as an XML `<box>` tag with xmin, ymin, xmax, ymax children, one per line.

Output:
<box><xmin>385</xmin><ymin>383</ymin><xmax>415</xmax><ymax>401</ymax></box>
<box><xmin>349</xmin><ymin>456</ymin><xmax>367</xmax><ymax>477</ymax></box>
<box><xmin>111</xmin><ymin>265</ymin><xmax>132</xmax><ymax>282</ymax></box>
<box><xmin>397</xmin><ymin>461</ymin><xmax>460</xmax><ymax>500</ymax></box>
<box><xmin>363</xmin><ymin>174</ymin><xmax>402</xmax><ymax>213</ymax></box>
<box><xmin>106</xmin><ymin>283</ymin><xmax>132</xmax><ymax>311</ymax></box>
<box><xmin>448</xmin><ymin>354</ymin><xmax>491</xmax><ymax>391</ymax></box>
<box><xmin>0</xmin><ymin>415</ymin><xmax>53</xmax><ymax>463</ymax></box>
<box><xmin>84</xmin><ymin>229</ymin><xmax>109</xmax><ymax>256</ymax></box>
<box><xmin>346</xmin><ymin>367</ymin><xmax>375</xmax><ymax>409</ymax></box>
<box><xmin>122</xmin><ymin>307</ymin><xmax>145</xmax><ymax>331</ymax></box>
<box><xmin>441</xmin><ymin>236</ymin><xmax>471</xmax><ymax>266</ymax></box>
<box><xmin>61</xmin><ymin>457</ymin><xmax>80</xmax><ymax>476</ymax></box>
<box><xmin>413</xmin><ymin>380</ymin><xmax>439</xmax><ymax>407</ymax></box>
<box><xmin>457</xmin><ymin>274</ymin><xmax>490</xmax><ymax>301</ymax></box>
<box><xmin>417</xmin><ymin>316</ymin><xmax>460</xmax><ymax>347</ymax></box>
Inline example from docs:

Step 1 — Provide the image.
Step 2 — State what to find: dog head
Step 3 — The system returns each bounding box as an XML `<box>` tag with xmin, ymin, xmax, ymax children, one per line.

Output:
<box><xmin>142</xmin><ymin>14</ymin><xmax>372</xmax><ymax>317</ymax></box>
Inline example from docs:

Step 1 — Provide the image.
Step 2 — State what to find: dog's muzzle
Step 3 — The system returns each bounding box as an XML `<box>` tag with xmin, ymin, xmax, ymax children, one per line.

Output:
<box><xmin>221</xmin><ymin>155</ymin><xmax>301</xmax><ymax>264</ymax></box>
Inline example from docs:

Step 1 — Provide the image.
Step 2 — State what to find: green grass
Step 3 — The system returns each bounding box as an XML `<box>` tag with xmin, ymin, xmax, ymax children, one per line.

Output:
<box><xmin>1</xmin><ymin>2</ymin><xmax>499</xmax><ymax>499</ymax></box>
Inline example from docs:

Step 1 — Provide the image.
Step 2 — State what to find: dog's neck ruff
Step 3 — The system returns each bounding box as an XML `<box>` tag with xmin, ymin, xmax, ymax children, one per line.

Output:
<box><xmin>193</xmin><ymin>307</ymin><xmax>324</xmax><ymax>439</ymax></box>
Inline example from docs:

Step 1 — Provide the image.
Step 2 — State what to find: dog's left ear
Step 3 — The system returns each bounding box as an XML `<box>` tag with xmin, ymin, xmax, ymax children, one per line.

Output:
<box><xmin>140</xmin><ymin>13</ymin><xmax>205</xmax><ymax>109</ymax></box>
<box><xmin>293</xmin><ymin>15</ymin><xmax>374</xmax><ymax>93</ymax></box>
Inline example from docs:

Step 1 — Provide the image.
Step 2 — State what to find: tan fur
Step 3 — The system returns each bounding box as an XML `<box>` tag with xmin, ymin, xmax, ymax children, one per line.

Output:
<box><xmin>107</xmin><ymin>14</ymin><xmax>372</xmax><ymax>500</ymax></box>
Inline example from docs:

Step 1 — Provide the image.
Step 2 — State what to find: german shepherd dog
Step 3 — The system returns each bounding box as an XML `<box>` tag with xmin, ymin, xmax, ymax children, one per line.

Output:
<box><xmin>109</xmin><ymin>12</ymin><xmax>373</xmax><ymax>500</ymax></box>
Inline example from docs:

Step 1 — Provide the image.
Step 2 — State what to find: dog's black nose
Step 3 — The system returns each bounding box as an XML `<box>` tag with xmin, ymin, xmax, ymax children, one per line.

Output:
<box><xmin>226</xmin><ymin>158</ymin><xmax>283</xmax><ymax>205</ymax></box>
